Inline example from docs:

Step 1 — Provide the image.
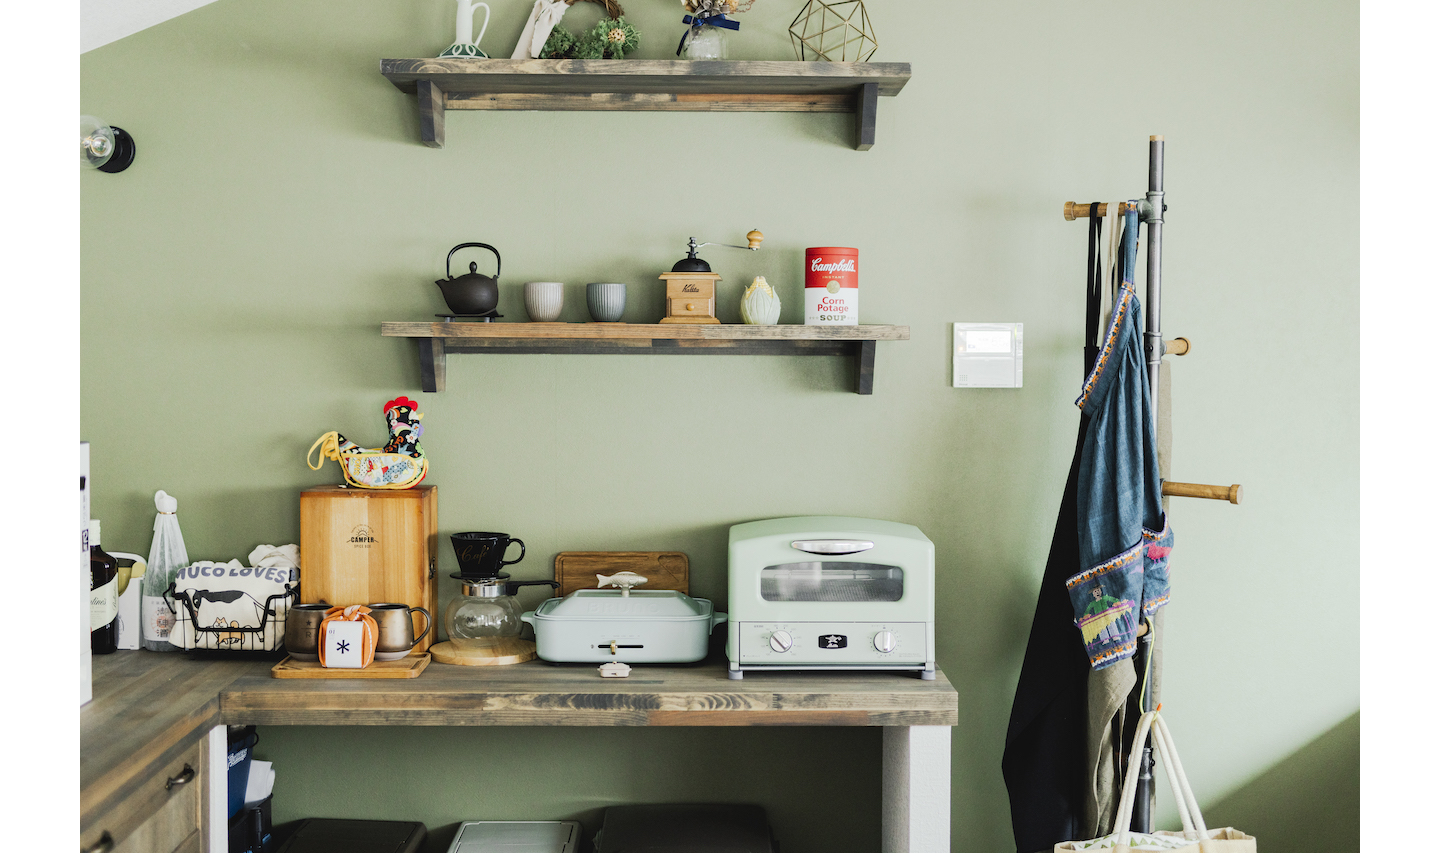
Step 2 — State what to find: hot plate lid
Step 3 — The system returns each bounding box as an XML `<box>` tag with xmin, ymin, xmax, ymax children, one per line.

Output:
<box><xmin>532</xmin><ymin>589</ymin><xmax>713</xmax><ymax>621</ymax></box>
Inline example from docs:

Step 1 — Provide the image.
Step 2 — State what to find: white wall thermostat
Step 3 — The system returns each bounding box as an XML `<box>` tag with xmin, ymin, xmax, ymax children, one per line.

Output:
<box><xmin>953</xmin><ymin>323</ymin><xmax>1023</xmax><ymax>388</ymax></box>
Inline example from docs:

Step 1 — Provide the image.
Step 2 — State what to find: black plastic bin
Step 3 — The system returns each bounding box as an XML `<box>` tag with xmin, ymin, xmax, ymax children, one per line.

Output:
<box><xmin>274</xmin><ymin>818</ymin><xmax>426</xmax><ymax>853</ymax></box>
<box><xmin>594</xmin><ymin>804</ymin><xmax>774</xmax><ymax>853</ymax></box>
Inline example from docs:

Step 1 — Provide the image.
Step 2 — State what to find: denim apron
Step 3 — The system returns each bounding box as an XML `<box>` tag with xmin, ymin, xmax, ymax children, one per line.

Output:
<box><xmin>1069</xmin><ymin>207</ymin><xmax>1173</xmax><ymax>670</ymax></box>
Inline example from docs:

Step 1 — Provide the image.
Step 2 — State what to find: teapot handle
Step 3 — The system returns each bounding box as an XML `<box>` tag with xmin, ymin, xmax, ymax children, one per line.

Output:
<box><xmin>446</xmin><ymin>243</ymin><xmax>501</xmax><ymax>280</ymax></box>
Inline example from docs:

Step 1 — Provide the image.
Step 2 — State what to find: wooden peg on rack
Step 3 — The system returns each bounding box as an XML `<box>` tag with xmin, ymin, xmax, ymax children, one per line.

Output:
<box><xmin>1164</xmin><ymin>337</ymin><xmax>1190</xmax><ymax>356</ymax></box>
<box><xmin>1063</xmin><ymin>201</ymin><xmax>1135</xmax><ymax>220</ymax></box>
<box><xmin>1161</xmin><ymin>481</ymin><xmax>1243</xmax><ymax>505</ymax></box>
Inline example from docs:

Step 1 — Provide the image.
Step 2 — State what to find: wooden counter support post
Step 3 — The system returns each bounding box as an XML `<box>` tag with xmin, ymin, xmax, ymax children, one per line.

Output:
<box><xmin>883</xmin><ymin>726</ymin><xmax>951</xmax><ymax>853</ymax></box>
<box><xmin>206</xmin><ymin>725</ymin><xmax>227</xmax><ymax>853</ymax></box>
<box><xmin>419</xmin><ymin>336</ymin><xmax>446</xmax><ymax>392</ymax></box>
<box><xmin>856</xmin><ymin>81</ymin><xmax>878</xmax><ymax>151</ymax></box>
<box><xmin>856</xmin><ymin>339</ymin><xmax>877</xmax><ymax>394</ymax></box>
<box><xmin>417</xmin><ymin>80</ymin><xmax>445</xmax><ymax>148</ymax></box>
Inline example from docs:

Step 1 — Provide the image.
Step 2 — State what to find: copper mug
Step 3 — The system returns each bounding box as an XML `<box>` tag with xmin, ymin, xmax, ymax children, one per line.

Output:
<box><xmin>284</xmin><ymin>603</ymin><xmax>331</xmax><ymax>661</ymax></box>
<box><xmin>369</xmin><ymin>604</ymin><xmax>432</xmax><ymax>661</ymax></box>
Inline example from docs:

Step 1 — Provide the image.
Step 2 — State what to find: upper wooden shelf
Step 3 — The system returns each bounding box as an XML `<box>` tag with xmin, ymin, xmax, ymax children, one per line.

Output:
<box><xmin>379</xmin><ymin>58</ymin><xmax>912</xmax><ymax>150</ymax></box>
<box><xmin>380</xmin><ymin>322</ymin><xmax>910</xmax><ymax>395</ymax></box>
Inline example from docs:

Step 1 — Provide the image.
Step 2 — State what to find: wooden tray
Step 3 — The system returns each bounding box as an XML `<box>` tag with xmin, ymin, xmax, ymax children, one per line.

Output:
<box><xmin>554</xmin><ymin>551</ymin><xmax>689</xmax><ymax>597</ymax></box>
<box><xmin>270</xmin><ymin>653</ymin><xmax>431</xmax><ymax>679</ymax></box>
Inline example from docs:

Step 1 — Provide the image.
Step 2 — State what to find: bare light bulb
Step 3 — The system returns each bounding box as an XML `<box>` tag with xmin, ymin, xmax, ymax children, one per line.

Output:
<box><xmin>80</xmin><ymin>115</ymin><xmax>136</xmax><ymax>173</ymax></box>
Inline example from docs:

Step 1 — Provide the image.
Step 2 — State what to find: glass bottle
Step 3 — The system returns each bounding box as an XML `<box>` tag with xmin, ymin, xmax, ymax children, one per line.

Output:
<box><xmin>682</xmin><ymin>25</ymin><xmax>727</xmax><ymax>60</ymax></box>
<box><xmin>90</xmin><ymin>519</ymin><xmax>118</xmax><ymax>655</ymax></box>
<box><xmin>141</xmin><ymin>490</ymin><xmax>189</xmax><ymax>651</ymax></box>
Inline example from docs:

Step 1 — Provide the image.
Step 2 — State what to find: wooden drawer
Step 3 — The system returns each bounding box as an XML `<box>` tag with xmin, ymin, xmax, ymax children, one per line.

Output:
<box><xmin>82</xmin><ymin>739</ymin><xmax>206</xmax><ymax>853</ymax></box>
<box><xmin>667</xmin><ymin>298</ymin><xmax>715</xmax><ymax>316</ymax></box>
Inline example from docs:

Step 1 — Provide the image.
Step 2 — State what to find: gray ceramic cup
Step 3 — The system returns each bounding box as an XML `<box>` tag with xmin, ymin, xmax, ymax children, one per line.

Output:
<box><xmin>586</xmin><ymin>282</ymin><xmax>626</xmax><ymax>322</ymax></box>
<box><xmin>524</xmin><ymin>281</ymin><xmax>564</xmax><ymax>322</ymax></box>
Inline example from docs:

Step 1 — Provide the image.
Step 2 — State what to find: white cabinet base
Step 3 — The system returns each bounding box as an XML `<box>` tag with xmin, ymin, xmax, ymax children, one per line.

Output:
<box><xmin>882</xmin><ymin>725</ymin><xmax>951</xmax><ymax>853</ymax></box>
<box><xmin>207</xmin><ymin>725</ymin><xmax>227</xmax><ymax>852</ymax></box>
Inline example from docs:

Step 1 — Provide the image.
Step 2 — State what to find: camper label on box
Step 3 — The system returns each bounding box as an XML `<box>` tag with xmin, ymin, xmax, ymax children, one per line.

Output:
<box><xmin>348</xmin><ymin>524</ymin><xmax>376</xmax><ymax>549</ymax></box>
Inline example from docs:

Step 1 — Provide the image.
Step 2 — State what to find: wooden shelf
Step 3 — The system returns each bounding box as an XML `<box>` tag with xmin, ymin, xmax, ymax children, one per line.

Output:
<box><xmin>379</xmin><ymin>58</ymin><xmax>912</xmax><ymax>150</ymax></box>
<box><xmin>381</xmin><ymin>322</ymin><xmax>910</xmax><ymax>395</ymax></box>
<box><xmin>223</xmin><ymin>657</ymin><xmax>957</xmax><ymax>727</ymax></box>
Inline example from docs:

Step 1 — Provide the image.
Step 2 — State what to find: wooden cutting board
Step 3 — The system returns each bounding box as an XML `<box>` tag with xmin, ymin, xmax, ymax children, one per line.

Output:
<box><xmin>554</xmin><ymin>552</ymin><xmax>689</xmax><ymax>597</ymax></box>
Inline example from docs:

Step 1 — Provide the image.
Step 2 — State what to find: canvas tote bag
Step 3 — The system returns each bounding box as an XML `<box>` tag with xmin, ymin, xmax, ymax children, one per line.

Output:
<box><xmin>1056</xmin><ymin>710</ymin><xmax>1256</xmax><ymax>852</ymax></box>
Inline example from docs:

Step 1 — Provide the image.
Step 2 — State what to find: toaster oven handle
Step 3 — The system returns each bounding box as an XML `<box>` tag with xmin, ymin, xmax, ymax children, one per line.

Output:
<box><xmin>790</xmin><ymin>539</ymin><xmax>875</xmax><ymax>555</ymax></box>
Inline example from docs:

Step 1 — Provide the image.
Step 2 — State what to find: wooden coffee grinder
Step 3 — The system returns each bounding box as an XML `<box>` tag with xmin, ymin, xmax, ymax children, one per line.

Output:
<box><xmin>659</xmin><ymin>230</ymin><xmax>764</xmax><ymax>324</ymax></box>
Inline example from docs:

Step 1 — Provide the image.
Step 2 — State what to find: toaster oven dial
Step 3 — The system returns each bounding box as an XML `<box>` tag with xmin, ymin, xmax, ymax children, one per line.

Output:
<box><xmin>873</xmin><ymin>631</ymin><xmax>897</xmax><ymax>653</ymax></box>
<box><xmin>769</xmin><ymin>630</ymin><xmax>794</xmax><ymax>653</ymax></box>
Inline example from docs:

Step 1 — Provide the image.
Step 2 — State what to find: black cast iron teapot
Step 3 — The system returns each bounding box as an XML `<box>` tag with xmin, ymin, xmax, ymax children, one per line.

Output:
<box><xmin>436</xmin><ymin>242</ymin><xmax>502</xmax><ymax>315</ymax></box>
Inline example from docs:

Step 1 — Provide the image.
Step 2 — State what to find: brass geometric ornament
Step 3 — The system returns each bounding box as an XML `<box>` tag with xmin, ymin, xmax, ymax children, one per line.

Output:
<box><xmin>789</xmin><ymin>1</ymin><xmax>877</xmax><ymax>62</ymax></box>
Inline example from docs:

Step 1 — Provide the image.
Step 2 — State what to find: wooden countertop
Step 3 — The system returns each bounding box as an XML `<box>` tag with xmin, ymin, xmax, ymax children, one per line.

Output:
<box><xmin>221</xmin><ymin>659</ymin><xmax>958</xmax><ymax>727</ymax></box>
<box><xmin>83</xmin><ymin>652</ymin><xmax>957</xmax><ymax>824</ymax></box>
<box><xmin>79</xmin><ymin>652</ymin><xmax>269</xmax><ymax>831</ymax></box>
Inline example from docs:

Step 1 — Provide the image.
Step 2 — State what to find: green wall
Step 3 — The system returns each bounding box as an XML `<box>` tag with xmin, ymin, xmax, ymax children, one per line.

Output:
<box><xmin>80</xmin><ymin>1</ymin><xmax>1358</xmax><ymax>850</ymax></box>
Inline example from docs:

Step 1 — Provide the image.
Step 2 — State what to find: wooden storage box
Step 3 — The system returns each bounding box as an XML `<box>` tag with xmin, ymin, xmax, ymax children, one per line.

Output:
<box><xmin>299</xmin><ymin>485</ymin><xmax>438</xmax><ymax>653</ymax></box>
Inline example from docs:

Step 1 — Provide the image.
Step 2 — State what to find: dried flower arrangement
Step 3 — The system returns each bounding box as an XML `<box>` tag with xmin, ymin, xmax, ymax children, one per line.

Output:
<box><xmin>683</xmin><ymin>0</ymin><xmax>757</xmax><ymax>14</ymax></box>
<box><xmin>677</xmin><ymin>0</ymin><xmax>756</xmax><ymax>56</ymax></box>
<box><xmin>576</xmin><ymin>16</ymin><xmax>641</xmax><ymax>59</ymax></box>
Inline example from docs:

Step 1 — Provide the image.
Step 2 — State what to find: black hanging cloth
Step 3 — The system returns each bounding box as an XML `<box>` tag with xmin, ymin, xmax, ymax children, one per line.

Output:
<box><xmin>1000</xmin><ymin>203</ymin><xmax>1104</xmax><ymax>853</ymax></box>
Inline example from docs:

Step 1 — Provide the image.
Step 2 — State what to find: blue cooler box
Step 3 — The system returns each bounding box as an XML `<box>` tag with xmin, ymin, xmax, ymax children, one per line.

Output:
<box><xmin>227</xmin><ymin>726</ymin><xmax>258</xmax><ymax>819</ymax></box>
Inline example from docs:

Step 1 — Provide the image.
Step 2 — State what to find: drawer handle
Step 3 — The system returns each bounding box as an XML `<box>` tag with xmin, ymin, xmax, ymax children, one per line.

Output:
<box><xmin>165</xmin><ymin>763</ymin><xmax>196</xmax><ymax>790</ymax></box>
<box><xmin>81</xmin><ymin>830</ymin><xmax>114</xmax><ymax>853</ymax></box>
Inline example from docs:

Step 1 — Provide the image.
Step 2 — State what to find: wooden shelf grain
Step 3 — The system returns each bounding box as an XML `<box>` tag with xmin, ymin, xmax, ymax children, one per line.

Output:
<box><xmin>380</xmin><ymin>322</ymin><xmax>909</xmax><ymax>395</ymax></box>
<box><xmin>220</xmin><ymin>658</ymin><xmax>957</xmax><ymax>727</ymax></box>
<box><xmin>379</xmin><ymin>59</ymin><xmax>911</xmax><ymax>150</ymax></box>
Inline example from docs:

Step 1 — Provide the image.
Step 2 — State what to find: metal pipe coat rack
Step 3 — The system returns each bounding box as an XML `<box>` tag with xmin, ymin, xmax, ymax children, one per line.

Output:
<box><xmin>1063</xmin><ymin>136</ymin><xmax>1242</xmax><ymax>506</ymax></box>
<box><xmin>1062</xmin><ymin>136</ymin><xmax>1243</xmax><ymax>835</ymax></box>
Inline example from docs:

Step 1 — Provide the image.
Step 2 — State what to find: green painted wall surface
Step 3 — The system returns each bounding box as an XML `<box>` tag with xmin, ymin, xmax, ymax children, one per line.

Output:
<box><xmin>80</xmin><ymin>1</ymin><xmax>1358</xmax><ymax>850</ymax></box>
<box><xmin>1205</xmin><ymin>712</ymin><xmax>1360</xmax><ymax>853</ymax></box>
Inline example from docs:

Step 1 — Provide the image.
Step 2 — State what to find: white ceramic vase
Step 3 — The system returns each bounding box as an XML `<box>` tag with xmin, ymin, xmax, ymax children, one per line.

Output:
<box><xmin>524</xmin><ymin>281</ymin><xmax>564</xmax><ymax>322</ymax></box>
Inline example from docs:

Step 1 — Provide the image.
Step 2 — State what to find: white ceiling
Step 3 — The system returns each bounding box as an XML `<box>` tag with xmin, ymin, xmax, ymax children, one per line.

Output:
<box><xmin>81</xmin><ymin>0</ymin><xmax>221</xmax><ymax>53</ymax></box>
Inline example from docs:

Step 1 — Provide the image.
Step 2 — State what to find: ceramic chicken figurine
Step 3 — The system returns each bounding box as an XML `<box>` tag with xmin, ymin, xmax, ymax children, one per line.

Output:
<box><xmin>306</xmin><ymin>397</ymin><xmax>428</xmax><ymax>489</ymax></box>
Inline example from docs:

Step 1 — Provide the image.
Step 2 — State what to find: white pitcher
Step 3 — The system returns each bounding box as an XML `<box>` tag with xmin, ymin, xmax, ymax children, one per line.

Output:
<box><xmin>439</xmin><ymin>0</ymin><xmax>491</xmax><ymax>58</ymax></box>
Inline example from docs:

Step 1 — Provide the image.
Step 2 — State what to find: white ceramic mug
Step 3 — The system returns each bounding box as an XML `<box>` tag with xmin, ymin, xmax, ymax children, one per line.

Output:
<box><xmin>524</xmin><ymin>281</ymin><xmax>564</xmax><ymax>322</ymax></box>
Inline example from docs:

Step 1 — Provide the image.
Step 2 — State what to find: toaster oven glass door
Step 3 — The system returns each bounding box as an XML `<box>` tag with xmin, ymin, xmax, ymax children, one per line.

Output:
<box><xmin>759</xmin><ymin>562</ymin><xmax>903</xmax><ymax>602</ymax></box>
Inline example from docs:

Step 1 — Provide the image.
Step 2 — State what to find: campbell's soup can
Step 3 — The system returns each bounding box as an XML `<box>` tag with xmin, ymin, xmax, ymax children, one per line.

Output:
<box><xmin>804</xmin><ymin>247</ymin><xmax>859</xmax><ymax>325</ymax></box>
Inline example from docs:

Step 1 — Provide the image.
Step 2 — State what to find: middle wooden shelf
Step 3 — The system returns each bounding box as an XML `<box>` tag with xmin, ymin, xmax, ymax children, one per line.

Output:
<box><xmin>380</xmin><ymin>322</ymin><xmax>909</xmax><ymax>395</ymax></box>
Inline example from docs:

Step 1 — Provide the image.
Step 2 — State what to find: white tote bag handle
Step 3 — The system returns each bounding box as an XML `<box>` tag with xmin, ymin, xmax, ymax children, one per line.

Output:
<box><xmin>1113</xmin><ymin>710</ymin><xmax>1211</xmax><ymax>848</ymax></box>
